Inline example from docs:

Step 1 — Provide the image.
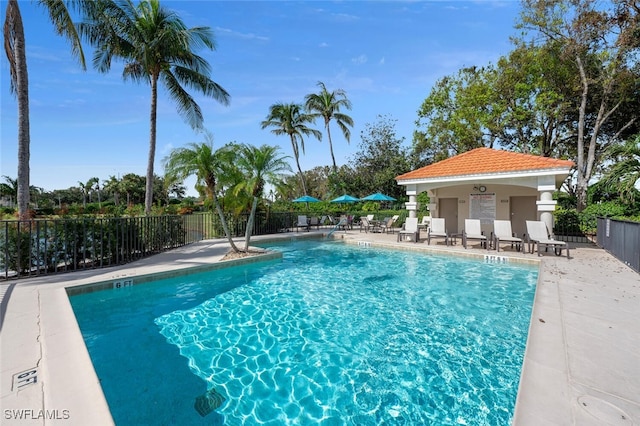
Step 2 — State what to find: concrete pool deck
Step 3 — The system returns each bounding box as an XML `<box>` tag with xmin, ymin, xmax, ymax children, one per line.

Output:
<box><xmin>1</xmin><ymin>230</ymin><xmax>638</xmax><ymax>425</ymax></box>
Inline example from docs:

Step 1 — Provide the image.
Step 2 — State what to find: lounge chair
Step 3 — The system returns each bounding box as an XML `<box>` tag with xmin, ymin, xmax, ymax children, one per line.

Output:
<box><xmin>427</xmin><ymin>218</ymin><xmax>448</xmax><ymax>245</ymax></box>
<box><xmin>463</xmin><ymin>219</ymin><xmax>488</xmax><ymax>249</ymax></box>
<box><xmin>525</xmin><ymin>220</ymin><xmax>570</xmax><ymax>258</ymax></box>
<box><xmin>366</xmin><ymin>214</ymin><xmax>375</xmax><ymax>222</ymax></box>
<box><xmin>493</xmin><ymin>220</ymin><xmax>523</xmax><ymax>252</ymax></box>
<box><xmin>296</xmin><ymin>215</ymin><xmax>309</xmax><ymax>232</ymax></box>
<box><xmin>397</xmin><ymin>217</ymin><xmax>420</xmax><ymax>242</ymax></box>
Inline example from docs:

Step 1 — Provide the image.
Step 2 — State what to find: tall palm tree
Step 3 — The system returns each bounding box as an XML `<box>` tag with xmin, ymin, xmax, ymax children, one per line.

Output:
<box><xmin>163</xmin><ymin>141</ymin><xmax>241</xmax><ymax>253</ymax></box>
<box><xmin>233</xmin><ymin>144</ymin><xmax>291</xmax><ymax>251</ymax></box>
<box><xmin>82</xmin><ymin>0</ymin><xmax>230</xmax><ymax>215</ymax></box>
<box><xmin>4</xmin><ymin>0</ymin><xmax>90</xmax><ymax>220</ymax></box>
<box><xmin>261</xmin><ymin>103</ymin><xmax>321</xmax><ymax>196</ymax></box>
<box><xmin>304</xmin><ymin>82</ymin><xmax>354</xmax><ymax>172</ymax></box>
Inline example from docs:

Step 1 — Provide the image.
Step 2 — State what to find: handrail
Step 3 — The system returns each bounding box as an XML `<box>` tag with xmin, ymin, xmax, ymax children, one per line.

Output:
<box><xmin>327</xmin><ymin>218</ymin><xmax>348</xmax><ymax>237</ymax></box>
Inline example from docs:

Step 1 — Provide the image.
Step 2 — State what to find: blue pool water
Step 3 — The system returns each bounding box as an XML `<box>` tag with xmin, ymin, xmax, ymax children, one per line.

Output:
<box><xmin>70</xmin><ymin>240</ymin><xmax>538</xmax><ymax>425</ymax></box>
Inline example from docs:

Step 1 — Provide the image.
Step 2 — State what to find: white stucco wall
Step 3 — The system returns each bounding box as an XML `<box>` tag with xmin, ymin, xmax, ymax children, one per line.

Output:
<box><xmin>424</xmin><ymin>183</ymin><xmax>539</xmax><ymax>234</ymax></box>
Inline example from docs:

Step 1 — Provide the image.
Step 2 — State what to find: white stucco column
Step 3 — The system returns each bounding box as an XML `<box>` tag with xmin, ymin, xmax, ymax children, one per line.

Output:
<box><xmin>404</xmin><ymin>186</ymin><xmax>418</xmax><ymax>218</ymax></box>
<box><xmin>536</xmin><ymin>181</ymin><xmax>557</xmax><ymax>233</ymax></box>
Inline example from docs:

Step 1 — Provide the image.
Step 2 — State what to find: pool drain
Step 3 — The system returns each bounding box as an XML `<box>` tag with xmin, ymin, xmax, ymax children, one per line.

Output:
<box><xmin>194</xmin><ymin>388</ymin><xmax>225</xmax><ymax>417</ymax></box>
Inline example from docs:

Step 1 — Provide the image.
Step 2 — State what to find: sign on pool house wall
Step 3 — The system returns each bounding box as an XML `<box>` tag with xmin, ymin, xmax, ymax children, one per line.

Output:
<box><xmin>469</xmin><ymin>193</ymin><xmax>496</xmax><ymax>225</ymax></box>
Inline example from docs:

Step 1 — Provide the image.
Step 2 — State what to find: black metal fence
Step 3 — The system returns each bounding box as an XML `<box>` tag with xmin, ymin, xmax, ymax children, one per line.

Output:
<box><xmin>597</xmin><ymin>218</ymin><xmax>640</xmax><ymax>273</ymax></box>
<box><xmin>0</xmin><ymin>211</ymin><xmax>307</xmax><ymax>280</ymax></box>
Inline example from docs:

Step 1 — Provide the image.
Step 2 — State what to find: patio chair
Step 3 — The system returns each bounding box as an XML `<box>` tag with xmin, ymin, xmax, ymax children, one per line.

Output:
<box><xmin>493</xmin><ymin>220</ymin><xmax>523</xmax><ymax>252</ymax></box>
<box><xmin>418</xmin><ymin>215</ymin><xmax>431</xmax><ymax>231</ymax></box>
<box><xmin>339</xmin><ymin>215</ymin><xmax>352</xmax><ymax>230</ymax></box>
<box><xmin>359</xmin><ymin>216</ymin><xmax>372</xmax><ymax>233</ymax></box>
<box><xmin>309</xmin><ymin>216</ymin><xmax>320</xmax><ymax>230</ymax></box>
<box><xmin>525</xmin><ymin>220</ymin><xmax>570</xmax><ymax>258</ymax></box>
<box><xmin>380</xmin><ymin>216</ymin><xmax>394</xmax><ymax>234</ymax></box>
<box><xmin>397</xmin><ymin>217</ymin><xmax>420</xmax><ymax>242</ymax></box>
<box><xmin>296</xmin><ymin>215</ymin><xmax>310</xmax><ymax>232</ymax></box>
<box><xmin>463</xmin><ymin>219</ymin><xmax>488</xmax><ymax>249</ymax></box>
<box><xmin>387</xmin><ymin>215</ymin><xmax>400</xmax><ymax>234</ymax></box>
<box><xmin>427</xmin><ymin>218</ymin><xmax>448</xmax><ymax>245</ymax></box>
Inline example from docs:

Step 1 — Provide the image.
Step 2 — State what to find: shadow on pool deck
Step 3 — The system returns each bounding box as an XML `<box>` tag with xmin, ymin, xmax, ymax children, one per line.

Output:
<box><xmin>1</xmin><ymin>230</ymin><xmax>638</xmax><ymax>425</ymax></box>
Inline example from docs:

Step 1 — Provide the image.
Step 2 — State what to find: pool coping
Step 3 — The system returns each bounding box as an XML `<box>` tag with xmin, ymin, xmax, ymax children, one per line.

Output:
<box><xmin>1</xmin><ymin>231</ymin><xmax>638</xmax><ymax>425</ymax></box>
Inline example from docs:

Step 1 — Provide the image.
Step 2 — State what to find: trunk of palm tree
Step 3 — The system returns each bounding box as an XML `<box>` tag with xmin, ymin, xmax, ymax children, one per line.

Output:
<box><xmin>7</xmin><ymin>0</ymin><xmax>31</xmax><ymax>220</ymax></box>
<box><xmin>145</xmin><ymin>74</ymin><xmax>159</xmax><ymax>215</ymax></box>
<box><xmin>290</xmin><ymin>135</ymin><xmax>307</xmax><ymax>194</ymax></box>
<box><xmin>211</xmin><ymin>191</ymin><xmax>241</xmax><ymax>252</ymax></box>
<box><xmin>244</xmin><ymin>196</ymin><xmax>259</xmax><ymax>251</ymax></box>
<box><xmin>325</xmin><ymin>119</ymin><xmax>337</xmax><ymax>171</ymax></box>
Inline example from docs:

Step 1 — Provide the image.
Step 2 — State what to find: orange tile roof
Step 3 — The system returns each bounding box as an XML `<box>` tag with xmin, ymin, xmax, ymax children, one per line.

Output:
<box><xmin>396</xmin><ymin>147</ymin><xmax>575</xmax><ymax>181</ymax></box>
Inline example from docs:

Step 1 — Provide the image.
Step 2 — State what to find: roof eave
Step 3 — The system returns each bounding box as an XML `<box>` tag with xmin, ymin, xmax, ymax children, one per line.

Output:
<box><xmin>396</xmin><ymin>168</ymin><xmax>573</xmax><ymax>185</ymax></box>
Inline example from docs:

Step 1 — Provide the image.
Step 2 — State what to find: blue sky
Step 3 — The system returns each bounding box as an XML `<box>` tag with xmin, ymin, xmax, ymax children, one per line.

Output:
<box><xmin>1</xmin><ymin>1</ymin><xmax>522</xmax><ymax>196</ymax></box>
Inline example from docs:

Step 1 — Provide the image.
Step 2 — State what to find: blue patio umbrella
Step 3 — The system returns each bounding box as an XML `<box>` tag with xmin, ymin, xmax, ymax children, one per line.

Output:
<box><xmin>330</xmin><ymin>194</ymin><xmax>360</xmax><ymax>203</ymax></box>
<box><xmin>292</xmin><ymin>195</ymin><xmax>321</xmax><ymax>210</ymax></box>
<box><xmin>361</xmin><ymin>192</ymin><xmax>396</xmax><ymax>202</ymax></box>
<box><xmin>292</xmin><ymin>195</ymin><xmax>321</xmax><ymax>203</ymax></box>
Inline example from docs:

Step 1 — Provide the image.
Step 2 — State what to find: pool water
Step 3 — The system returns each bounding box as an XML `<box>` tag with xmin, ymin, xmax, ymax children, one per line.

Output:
<box><xmin>70</xmin><ymin>240</ymin><xmax>538</xmax><ymax>425</ymax></box>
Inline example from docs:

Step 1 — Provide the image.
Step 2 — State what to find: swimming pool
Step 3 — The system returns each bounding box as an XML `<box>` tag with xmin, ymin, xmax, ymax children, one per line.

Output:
<box><xmin>70</xmin><ymin>240</ymin><xmax>538</xmax><ymax>425</ymax></box>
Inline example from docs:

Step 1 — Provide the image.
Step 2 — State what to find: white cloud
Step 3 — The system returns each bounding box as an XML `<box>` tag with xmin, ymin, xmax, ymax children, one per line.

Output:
<box><xmin>214</xmin><ymin>26</ymin><xmax>269</xmax><ymax>41</ymax></box>
<box><xmin>352</xmin><ymin>54</ymin><xmax>368</xmax><ymax>64</ymax></box>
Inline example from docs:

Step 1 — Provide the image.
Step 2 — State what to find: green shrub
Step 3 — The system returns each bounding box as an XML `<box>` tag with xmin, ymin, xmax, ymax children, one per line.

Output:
<box><xmin>0</xmin><ymin>224</ymin><xmax>31</xmax><ymax>274</ymax></box>
<box><xmin>554</xmin><ymin>208</ymin><xmax>582</xmax><ymax>235</ymax></box>
<box><xmin>579</xmin><ymin>201</ymin><xmax>628</xmax><ymax>234</ymax></box>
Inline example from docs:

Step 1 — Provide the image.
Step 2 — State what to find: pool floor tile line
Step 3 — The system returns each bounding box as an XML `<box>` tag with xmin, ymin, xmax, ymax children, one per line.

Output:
<box><xmin>1</xmin><ymin>230</ymin><xmax>639</xmax><ymax>425</ymax></box>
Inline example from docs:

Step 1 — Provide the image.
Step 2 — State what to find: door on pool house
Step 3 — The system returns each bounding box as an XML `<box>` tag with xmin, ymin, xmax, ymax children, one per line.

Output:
<box><xmin>510</xmin><ymin>196</ymin><xmax>537</xmax><ymax>238</ymax></box>
<box><xmin>439</xmin><ymin>198</ymin><xmax>458</xmax><ymax>234</ymax></box>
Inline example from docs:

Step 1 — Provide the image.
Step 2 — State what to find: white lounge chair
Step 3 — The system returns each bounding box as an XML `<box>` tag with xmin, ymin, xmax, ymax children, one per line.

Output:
<box><xmin>296</xmin><ymin>215</ymin><xmax>309</xmax><ymax>232</ymax></box>
<box><xmin>397</xmin><ymin>217</ymin><xmax>420</xmax><ymax>242</ymax></box>
<box><xmin>526</xmin><ymin>220</ymin><xmax>570</xmax><ymax>258</ymax></box>
<box><xmin>427</xmin><ymin>218</ymin><xmax>448</xmax><ymax>245</ymax></box>
<box><xmin>463</xmin><ymin>219</ymin><xmax>488</xmax><ymax>249</ymax></box>
<box><xmin>493</xmin><ymin>220</ymin><xmax>523</xmax><ymax>252</ymax></box>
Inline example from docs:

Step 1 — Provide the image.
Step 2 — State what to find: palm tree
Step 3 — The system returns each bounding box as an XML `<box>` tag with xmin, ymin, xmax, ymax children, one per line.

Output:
<box><xmin>261</xmin><ymin>103</ymin><xmax>321</xmax><ymax>196</ymax></box>
<box><xmin>233</xmin><ymin>144</ymin><xmax>291</xmax><ymax>251</ymax></box>
<box><xmin>78</xmin><ymin>177</ymin><xmax>99</xmax><ymax>207</ymax></box>
<box><xmin>599</xmin><ymin>135</ymin><xmax>640</xmax><ymax>204</ymax></box>
<box><xmin>304</xmin><ymin>82</ymin><xmax>354</xmax><ymax>172</ymax></box>
<box><xmin>4</xmin><ymin>0</ymin><xmax>90</xmax><ymax>220</ymax></box>
<box><xmin>103</xmin><ymin>175</ymin><xmax>121</xmax><ymax>205</ymax></box>
<box><xmin>82</xmin><ymin>0</ymin><xmax>230</xmax><ymax>215</ymax></box>
<box><xmin>0</xmin><ymin>175</ymin><xmax>18</xmax><ymax>206</ymax></box>
<box><xmin>163</xmin><ymin>140</ymin><xmax>241</xmax><ymax>253</ymax></box>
